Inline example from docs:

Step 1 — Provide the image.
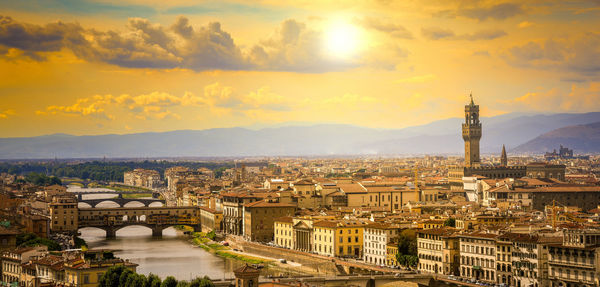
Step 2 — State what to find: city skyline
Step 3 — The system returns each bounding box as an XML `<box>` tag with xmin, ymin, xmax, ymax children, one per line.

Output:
<box><xmin>1</xmin><ymin>1</ymin><xmax>599</xmax><ymax>137</ymax></box>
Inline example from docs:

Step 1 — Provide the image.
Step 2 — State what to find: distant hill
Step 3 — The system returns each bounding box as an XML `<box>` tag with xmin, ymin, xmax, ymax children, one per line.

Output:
<box><xmin>1</xmin><ymin>112</ymin><xmax>600</xmax><ymax>159</ymax></box>
<box><xmin>513</xmin><ymin>122</ymin><xmax>600</xmax><ymax>154</ymax></box>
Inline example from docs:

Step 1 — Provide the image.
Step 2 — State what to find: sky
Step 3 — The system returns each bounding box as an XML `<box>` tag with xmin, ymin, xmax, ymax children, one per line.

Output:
<box><xmin>0</xmin><ymin>0</ymin><xmax>599</xmax><ymax>137</ymax></box>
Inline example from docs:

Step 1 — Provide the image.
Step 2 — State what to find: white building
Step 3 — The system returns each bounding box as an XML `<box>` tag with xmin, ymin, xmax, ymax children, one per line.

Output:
<box><xmin>363</xmin><ymin>223</ymin><xmax>399</xmax><ymax>266</ymax></box>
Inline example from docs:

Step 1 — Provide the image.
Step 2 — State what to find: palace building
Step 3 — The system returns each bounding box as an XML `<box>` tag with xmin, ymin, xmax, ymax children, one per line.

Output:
<box><xmin>448</xmin><ymin>94</ymin><xmax>565</xmax><ymax>190</ymax></box>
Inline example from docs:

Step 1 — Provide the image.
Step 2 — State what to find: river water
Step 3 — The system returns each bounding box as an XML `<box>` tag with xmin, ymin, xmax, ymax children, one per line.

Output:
<box><xmin>71</xmin><ymin>187</ymin><xmax>246</xmax><ymax>281</ymax></box>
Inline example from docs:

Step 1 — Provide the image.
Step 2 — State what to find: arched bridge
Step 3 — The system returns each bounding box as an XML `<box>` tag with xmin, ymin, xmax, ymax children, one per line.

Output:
<box><xmin>72</xmin><ymin>190</ymin><xmax>160</xmax><ymax>198</ymax></box>
<box><xmin>77</xmin><ymin>193</ymin><xmax>164</xmax><ymax>208</ymax></box>
<box><xmin>78</xmin><ymin>206</ymin><xmax>200</xmax><ymax>238</ymax></box>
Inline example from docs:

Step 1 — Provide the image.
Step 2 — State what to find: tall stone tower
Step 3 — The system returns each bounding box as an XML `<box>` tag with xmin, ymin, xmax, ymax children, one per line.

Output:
<box><xmin>500</xmin><ymin>144</ymin><xmax>508</xmax><ymax>166</ymax></box>
<box><xmin>462</xmin><ymin>93</ymin><xmax>481</xmax><ymax>167</ymax></box>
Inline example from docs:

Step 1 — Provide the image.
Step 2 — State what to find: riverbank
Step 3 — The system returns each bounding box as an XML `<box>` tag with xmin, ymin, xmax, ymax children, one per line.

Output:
<box><xmin>175</xmin><ymin>226</ymin><xmax>269</xmax><ymax>265</ymax></box>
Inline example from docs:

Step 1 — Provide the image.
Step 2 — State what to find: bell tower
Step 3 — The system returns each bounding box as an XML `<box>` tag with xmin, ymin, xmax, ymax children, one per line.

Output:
<box><xmin>462</xmin><ymin>93</ymin><xmax>481</xmax><ymax>167</ymax></box>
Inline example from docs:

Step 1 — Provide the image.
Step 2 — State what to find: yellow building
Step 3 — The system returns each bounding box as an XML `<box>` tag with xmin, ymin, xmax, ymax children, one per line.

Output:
<box><xmin>49</xmin><ymin>194</ymin><xmax>79</xmax><ymax>233</ymax></box>
<box><xmin>386</xmin><ymin>243</ymin><xmax>399</xmax><ymax>266</ymax></box>
<box><xmin>199</xmin><ymin>206</ymin><xmax>223</xmax><ymax>233</ymax></box>
<box><xmin>419</xmin><ymin>219</ymin><xmax>445</xmax><ymax>230</ymax></box>
<box><xmin>339</xmin><ymin>182</ymin><xmax>418</xmax><ymax>212</ymax></box>
<box><xmin>64</xmin><ymin>252</ymin><xmax>138</xmax><ymax>287</ymax></box>
<box><xmin>313</xmin><ymin>220</ymin><xmax>336</xmax><ymax>257</ymax></box>
<box><xmin>274</xmin><ymin>216</ymin><xmax>294</xmax><ymax>249</ymax></box>
<box><xmin>313</xmin><ymin>220</ymin><xmax>366</xmax><ymax>258</ymax></box>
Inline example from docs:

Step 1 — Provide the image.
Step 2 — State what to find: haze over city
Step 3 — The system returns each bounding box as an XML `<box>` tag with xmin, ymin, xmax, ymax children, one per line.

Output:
<box><xmin>1</xmin><ymin>0</ymin><xmax>599</xmax><ymax>139</ymax></box>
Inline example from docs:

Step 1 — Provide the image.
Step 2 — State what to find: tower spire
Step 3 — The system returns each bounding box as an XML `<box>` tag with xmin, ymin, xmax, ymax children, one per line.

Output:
<box><xmin>470</xmin><ymin>91</ymin><xmax>474</xmax><ymax>105</ymax></box>
<box><xmin>501</xmin><ymin>144</ymin><xmax>508</xmax><ymax>167</ymax></box>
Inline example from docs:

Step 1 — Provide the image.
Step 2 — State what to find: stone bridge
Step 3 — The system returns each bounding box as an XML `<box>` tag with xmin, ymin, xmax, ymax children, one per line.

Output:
<box><xmin>77</xmin><ymin>193</ymin><xmax>164</xmax><ymax>208</ymax></box>
<box><xmin>78</xmin><ymin>206</ymin><xmax>200</xmax><ymax>238</ymax></box>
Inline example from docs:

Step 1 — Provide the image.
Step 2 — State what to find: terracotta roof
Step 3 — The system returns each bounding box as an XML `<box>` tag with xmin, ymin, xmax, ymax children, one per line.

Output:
<box><xmin>274</xmin><ymin>216</ymin><xmax>293</xmax><ymax>223</ymax></box>
<box><xmin>244</xmin><ymin>200</ymin><xmax>296</xmax><ymax>208</ymax></box>
<box><xmin>418</xmin><ymin>228</ymin><xmax>456</xmax><ymax>236</ymax></box>
<box><xmin>512</xmin><ymin>186</ymin><xmax>600</xmax><ymax>193</ymax></box>
<box><xmin>337</xmin><ymin>183</ymin><xmax>367</xmax><ymax>194</ymax></box>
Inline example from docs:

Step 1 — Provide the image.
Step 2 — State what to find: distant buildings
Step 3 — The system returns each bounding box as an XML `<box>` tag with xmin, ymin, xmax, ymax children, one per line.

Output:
<box><xmin>449</xmin><ymin>95</ymin><xmax>566</xmax><ymax>190</ymax></box>
<box><xmin>545</xmin><ymin>145</ymin><xmax>590</xmax><ymax>160</ymax></box>
<box><xmin>123</xmin><ymin>168</ymin><xmax>162</xmax><ymax>189</ymax></box>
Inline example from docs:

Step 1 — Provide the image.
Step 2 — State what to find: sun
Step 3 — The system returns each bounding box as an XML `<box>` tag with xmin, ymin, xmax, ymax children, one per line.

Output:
<box><xmin>325</xmin><ymin>21</ymin><xmax>361</xmax><ymax>58</ymax></box>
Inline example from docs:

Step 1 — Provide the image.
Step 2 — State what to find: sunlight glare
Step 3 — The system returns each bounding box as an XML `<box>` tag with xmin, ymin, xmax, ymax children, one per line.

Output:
<box><xmin>325</xmin><ymin>21</ymin><xmax>360</xmax><ymax>59</ymax></box>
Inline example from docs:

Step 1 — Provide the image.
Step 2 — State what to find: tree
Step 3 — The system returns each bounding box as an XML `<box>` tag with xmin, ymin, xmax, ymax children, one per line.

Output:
<box><xmin>99</xmin><ymin>265</ymin><xmax>128</xmax><ymax>287</ymax></box>
<box><xmin>161</xmin><ymin>276</ymin><xmax>178</xmax><ymax>287</ymax></box>
<box><xmin>444</xmin><ymin>218</ymin><xmax>456</xmax><ymax>227</ymax></box>
<box><xmin>147</xmin><ymin>274</ymin><xmax>162</xmax><ymax>287</ymax></box>
<box><xmin>190</xmin><ymin>276</ymin><xmax>214</xmax><ymax>287</ymax></box>
<box><xmin>395</xmin><ymin>229</ymin><xmax>419</xmax><ymax>268</ymax></box>
<box><xmin>176</xmin><ymin>282</ymin><xmax>190</xmax><ymax>287</ymax></box>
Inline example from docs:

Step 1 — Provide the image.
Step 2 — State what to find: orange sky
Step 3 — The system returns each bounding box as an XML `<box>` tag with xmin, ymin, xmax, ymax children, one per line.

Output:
<box><xmin>0</xmin><ymin>0</ymin><xmax>599</xmax><ymax>137</ymax></box>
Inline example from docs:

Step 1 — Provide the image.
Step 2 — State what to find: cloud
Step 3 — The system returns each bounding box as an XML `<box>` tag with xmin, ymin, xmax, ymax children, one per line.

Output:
<box><xmin>459</xmin><ymin>29</ymin><xmax>507</xmax><ymax>40</ymax></box>
<box><xmin>518</xmin><ymin>21</ymin><xmax>534</xmax><ymax>28</ymax></box>
<box><xmin>356</xmin><ymin>17</ymin><xmax>413</xmax><ymax>39</ymax></box>
<box><xmin>0</xmin><ymin>15</ymin><xmax>86</xmax><ymax>60</ymax></box>
<box><xmin>421</xmin><ymin>27</ymin><xmax>506</xmax><ymax>41</ymax></box>
<box><xmin>35</xmin><ymin>83</ymin><xmax>292</xmax><ymax>120</ymax></box>
<box><xmin>0</xmin><ymin>15</ymin><xmax>374</xmax><ymax>73</ymax></box>
<box><xmin>421</xmin><ymin>27</ymin><xmax>455</xmax><ymax>40</ymax></box>
<box><xmin>500</xmin><ymin>82</ymin><xmax>600</xmax><ymax>112</ymax></box>
<box><xmin>0</xmin><ymin>109</ymin><xmax>15</xmax><ymax>119</ymax></box>
<box><xmin>459</xmin><ymin>3</ymin><xmax>525</xmax><ymax>21</ymax></box>
<box><xmin>40</xmin><ymin>97</ymin><xmax>113</xmax><ymax>119</ymax></box>
<box><xmin>503</xmin><ymin>33</ymin><xmax>600</xmax><ymax>78</ymax></box>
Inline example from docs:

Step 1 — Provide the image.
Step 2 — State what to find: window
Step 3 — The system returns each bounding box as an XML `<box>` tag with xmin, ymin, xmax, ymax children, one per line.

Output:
<box><xmin>83</xmin><ymin>274</ymin><xmax>90</xmax><ymax>284</ymax></box>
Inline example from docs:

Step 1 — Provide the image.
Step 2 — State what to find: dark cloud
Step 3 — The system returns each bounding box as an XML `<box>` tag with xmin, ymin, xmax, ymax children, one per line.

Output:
<box><xmin>504</xmin><ymin>33</ymin><xmax>600</xmax><ymax>79</ymax></box>
<box><xmin>421</xmin><ymin>27</ymin><xmax>506</xmax><ymax>41</ymax></box>
<box><xmin>421</xmin><ymin>27</ymin><xmax>455</xmax><ymax>40</ymax></box>
<box><xmin>0</xmin><ymin>15</ymin><xmax>85</xmax><ymax>59</ymax></box>
<box><xmin>357</xmin><ymin>17</ymin><xmax>413</xmax><ymax>39</ymax></box>
<box><xmin>459</xmin><ymin>29</ymin><xmax>507</xmax><ymax>40</ymax></box>
<box><xmin>459</xmin><ymin>3</ymin><xmax>525</xmax><ymax>21</ymax></box>
<box><xmin>0</xmin><ymin>15</ymin><xmax>364</xmax><ymax>73</ymax></box>
<box><xmin>435</xmin><ymin>3</ymin><xmax>525</xmax><ymax>21</ymax></box>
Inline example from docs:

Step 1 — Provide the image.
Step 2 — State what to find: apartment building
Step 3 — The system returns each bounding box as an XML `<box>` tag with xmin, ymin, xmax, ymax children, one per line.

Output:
<box><xmin>49</xmin><ymin>194</ymin><xmax>79</xmax><ymax>233</ymax></box>
<box><xmin>274</xmin><ymin>216</ymin><xmax>294</xmax><ymax>249</ymax></box>
<box><xmin>417</xmin><ymin>228</ymin><xmax>459</xmax><ymax>275</ymax></box>
<box><xmin>363</xmin><ymin>223</ymin><xmax>400</xmax><ymax>266</ymax></box>
<box><xmin>459</xmin><ymin>232</ymin><xmax>498</xmax><ymax>283</ymax></box>
<box><xmin>243</xmin><ymin>201</ymin><xmax>296</xmax><ymax>242</ymax></box>
<box><xmin>123</xmin><ymin>168</ymin><xmax>162</xmax><ymax>189</ymax></box>
<box><xmin>1</xmin><ymin>245</ymin><xmax>47</xmax><ymax>286</ymax></box>
<box><xmin>312</xmin><ymin>220</ymin><xmax>366</xmax><ymax>258</ymax></box>
<box><xmin>548</xmin><ymin>229</ymin><xmax>600</xmax><ymax>287</ymax></box>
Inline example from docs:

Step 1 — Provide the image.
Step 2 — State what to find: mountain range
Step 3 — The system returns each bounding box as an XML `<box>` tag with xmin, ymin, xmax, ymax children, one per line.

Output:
<box><xmin>1</xmin><ymin>112</ymin><xmax>599</xmax><ymax>159</ymax></box>
<box><xmin>513</xmin><ymin>121</ymin><xmax>600</xmax><ymax>153</ymax></box>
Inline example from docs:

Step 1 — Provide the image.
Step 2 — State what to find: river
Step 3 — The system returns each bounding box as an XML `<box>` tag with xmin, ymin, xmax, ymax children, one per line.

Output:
<box><xmin>72</xmin><ymin>187</ymin><xmax>299</xmax><ymax>281</ymax></box>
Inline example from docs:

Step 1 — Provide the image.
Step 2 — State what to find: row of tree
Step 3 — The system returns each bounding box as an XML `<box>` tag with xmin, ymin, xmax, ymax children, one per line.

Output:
<box><xmin>99</xmin><ymin>266</ymin><xmax>215</xmax><ymax>287</ymax></box>
<box><xmin>14</xmin><ymin>172</ymin><xmax>62</xmax><ymax>186</ymax></box>
<box><xmin>0</xmin><ymin>160</ymin><xmax>234</xmax><ymax>182</ymax></box>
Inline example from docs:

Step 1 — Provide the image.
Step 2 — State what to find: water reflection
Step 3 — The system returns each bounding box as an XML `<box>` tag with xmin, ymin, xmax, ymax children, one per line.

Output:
<box><xmin>74</xmin><ymin>187</ymin><xmax>304</xmax><ymax>281</ymax></box>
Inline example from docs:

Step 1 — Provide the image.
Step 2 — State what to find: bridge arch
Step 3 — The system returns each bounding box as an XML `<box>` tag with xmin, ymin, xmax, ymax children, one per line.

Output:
<box><xmin>78</xmin><ymin>202</ymin><xmax>93</xmax><ymax>208</ymax></box>
<box><xmin>122</xmin><ymin>201</ymin><xmax>149</xmax><ymax>208</ymax></box>
<box><xmin>92</xmin><ymin>200</ymin><xmax>123</xmax><ymax>208</ymax></box>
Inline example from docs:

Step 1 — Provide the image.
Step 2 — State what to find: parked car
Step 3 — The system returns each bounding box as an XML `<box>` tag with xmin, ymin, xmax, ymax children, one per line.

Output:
<box><xmin>278</xmin><ymin>258</ymin><xmax>287</xmax><ymax>263</ymax></box>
